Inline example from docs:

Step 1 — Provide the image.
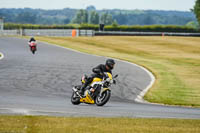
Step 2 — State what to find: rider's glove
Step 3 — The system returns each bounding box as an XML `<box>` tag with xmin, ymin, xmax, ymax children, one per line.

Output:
<box><xmin>102</xmin><ymin>72</ymin><xmax>108</xmax><ymax>79</ymax></box>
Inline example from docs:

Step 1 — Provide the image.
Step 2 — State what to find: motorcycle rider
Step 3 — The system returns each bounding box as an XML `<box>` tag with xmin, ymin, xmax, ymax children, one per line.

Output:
<box><xmin>29</xmin><ymin>36</ymin><xmax>36</xmax><ymax>43</ymax></box>
<box><xmin>28</xmin><ymin>36</ymin><xmax>37</xmax><ymax>51</ymax></box>
<box><xmin>79</xmin><ymin>59</ymin><xmax>115</xmax><ymax>95</ymax></box>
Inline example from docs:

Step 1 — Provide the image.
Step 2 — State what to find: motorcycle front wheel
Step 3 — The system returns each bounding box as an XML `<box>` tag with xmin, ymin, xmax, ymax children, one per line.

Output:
<box><xmin>95</xmin><ymin>90</ymin><xmax>111</xmax><ymax>106</ymax></box>
<box><xmin>71</xmin><ymin>92</ymin><xmax>81</xmax><ymax>105</ymax></box>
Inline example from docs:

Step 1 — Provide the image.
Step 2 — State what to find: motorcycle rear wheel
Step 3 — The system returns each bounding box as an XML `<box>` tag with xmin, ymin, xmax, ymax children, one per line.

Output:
<box><xmin>95</xmin><ymin>90</ymin><xmax>111</xmax><ymax>106</ymax></box>
<box><xmin>71</xmin><ymin>92</ymin><xmax>81</xmax><ymax>105</ymax></box>
<box><xmin>32</xmin><ymin>50</ymin><xmax>35</xmax><ymax>54</ymax></box>
<box><xmin>31</xmin><ymin>47</ymin><xmax>36</xmax><ymax>54</ymax></box>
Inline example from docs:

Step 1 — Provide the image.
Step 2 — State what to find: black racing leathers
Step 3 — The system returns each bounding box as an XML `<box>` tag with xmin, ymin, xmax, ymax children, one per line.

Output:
<box><xmin>29</xmin><ymin>38</ymin><xmax>36</xmax><ymax>42</ymax></box>
<box><xmin>80</xmin><ymin>64</ymin><xmax>112</xmax><ymax>94</ymax></box>
<box><xmin>92</xmin><ymin>64</ymin><xmax>112</xmax><ymax>78</ymax></box>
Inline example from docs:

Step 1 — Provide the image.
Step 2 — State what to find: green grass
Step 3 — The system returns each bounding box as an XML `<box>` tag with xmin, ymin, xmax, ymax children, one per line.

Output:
<box><xmin>0</xmin><ymin>116</ymin><xmax>200</xmax><ymax>133</ymax></box>
<box><xmin>24</xmin><ymin>36</ymin><xmax>200</xmax><ymax>107</ymax></box>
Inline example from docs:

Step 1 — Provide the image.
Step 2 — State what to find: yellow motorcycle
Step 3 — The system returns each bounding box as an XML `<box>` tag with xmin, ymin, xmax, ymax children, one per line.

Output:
<box><xmin>71</xmin><ymin>72</ymin><xmax>118</xmax><ymax>106</ymax></box>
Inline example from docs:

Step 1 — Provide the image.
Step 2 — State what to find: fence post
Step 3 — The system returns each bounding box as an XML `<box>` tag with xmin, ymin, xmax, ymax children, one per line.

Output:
<box><xmin>19</xmin><ymin>29</ymin><xmax>24</xmax><ymax>36</ymax></box>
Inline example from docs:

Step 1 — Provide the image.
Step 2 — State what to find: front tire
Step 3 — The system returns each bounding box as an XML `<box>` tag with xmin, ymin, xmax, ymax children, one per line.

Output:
<box><xmin>71</xmin><ymin>92</ymin><xmax>81</xmax><ymax>105</ymax></box>
<box><xmin>95</xmin><ymin>90</ymin><xmax>111</xmax><ymax>106</ymax></box>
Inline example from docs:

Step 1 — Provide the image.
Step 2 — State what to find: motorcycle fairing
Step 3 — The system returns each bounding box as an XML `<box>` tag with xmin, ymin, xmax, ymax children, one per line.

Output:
<box><xmin>107</xmin><ymin>73</ymin><xmax>112</xmax><ymax>80</ymax></box>
<box><xmin>91</xmin><ymin>77</ymin><xmax>102</xmax><ymax>82</ymax></box>
<box><xmin>100</xmin><ymin>88</ymin><xmax>110</xmax><ymax>95</ymax></box>
<box><xmin>90</xmin><ymin>77</ymin><xmax>102</xmax><ymax>87</ymax></box>
<box><xmin>80</xmin><ymin>90</ymin><xmax>95</xmax><ymax>104</ymax></box>
<box><xmin>103</xmin><ymin>88</ymin><xmax>110</xmax><ymax>92</ymax></box>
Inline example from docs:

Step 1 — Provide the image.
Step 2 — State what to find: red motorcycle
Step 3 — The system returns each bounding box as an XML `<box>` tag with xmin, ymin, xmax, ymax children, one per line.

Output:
<box><xmin>29</xmin><ymin>41</ymin><xmax>37</xmax><ymax>54</ymax></box>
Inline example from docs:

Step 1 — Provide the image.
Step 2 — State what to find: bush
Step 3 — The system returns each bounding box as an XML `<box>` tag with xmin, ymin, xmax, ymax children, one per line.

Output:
<box><xmin>4</xmin><ymin>23</ymin><xmax>199</xmax><ymax>33</ymax></box>
<box><xmin>104</xmin><ymin>25</ymin><xmax>199</xmax><ymax>33</ymax></box>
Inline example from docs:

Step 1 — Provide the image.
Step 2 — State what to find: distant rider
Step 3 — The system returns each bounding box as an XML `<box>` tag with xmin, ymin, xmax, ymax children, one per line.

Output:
<box><xmin>28</xmin><ymin>36</ymin><xmax>37</xmax><ymax>51</ymax></box>
<box><xmin>80</xmin><ymin>59</ymin><xmax>115</xmax><ymax>95</ymax></box>
<box><xmin>29</xmin><ymin>36</ymin><xmax>36</xmax><ymax>43</ymax></box>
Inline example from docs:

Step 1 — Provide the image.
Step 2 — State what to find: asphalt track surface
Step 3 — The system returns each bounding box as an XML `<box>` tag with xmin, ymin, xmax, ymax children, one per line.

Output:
<box><xmin>0</xmin><ymin>37</ymin><xmax>200</xmax><ymax>119</ymax></box>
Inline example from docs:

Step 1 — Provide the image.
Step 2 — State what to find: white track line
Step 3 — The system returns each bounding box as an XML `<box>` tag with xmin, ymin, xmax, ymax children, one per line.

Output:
<box><xmin>0</xmin><ymin>52</ymin><xmax>4</xmax><ymax>60</ymax></box>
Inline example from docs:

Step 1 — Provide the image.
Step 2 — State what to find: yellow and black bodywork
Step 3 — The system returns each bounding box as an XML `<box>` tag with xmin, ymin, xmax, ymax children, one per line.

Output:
<box><xmin>80</xmin><ymin>90</ymin><xmax>95</xmax><ymax>104</ymax></box>
<box><xmin>79</xmin><ymin>72</ymin><xmax>112</xmax><ymax>104</ymax></box>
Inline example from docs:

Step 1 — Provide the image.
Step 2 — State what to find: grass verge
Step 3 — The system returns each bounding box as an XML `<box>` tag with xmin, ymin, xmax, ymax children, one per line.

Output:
<box><xmin>23</xmin><ymin>36</ymin><xmax>200</xmax><ymax>107</ymax></box>
<box><xmin>0</xmin><ymin>116</ymin><xmax>200</xmax><ymax>133</ymax></box>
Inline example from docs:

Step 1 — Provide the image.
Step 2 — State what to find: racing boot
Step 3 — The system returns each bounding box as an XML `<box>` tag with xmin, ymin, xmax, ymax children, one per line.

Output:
<box><xmin>79</xmin><ymin>78</ymin><xmax>92</xmax><ymax>95</ymax></box>
<box><xmin>79</xmin><ymin>85</ymin><xmax>86</xmax><ymax>95</ymax></box>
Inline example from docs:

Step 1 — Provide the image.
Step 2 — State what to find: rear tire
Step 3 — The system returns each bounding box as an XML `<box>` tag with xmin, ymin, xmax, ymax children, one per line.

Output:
<box><xmin>71</xmin><ymin>92</ymin><xmax>81</xmax><ymax>105</ymax></box>
<box><xmin>95</xmin><ymin>90</ymin><xmax>111</xmax><ymax>106</ymax></box>
<box><xmin>31</xmin><ymin>47</ymin><xmax>35</xmax><ymax>54</ymax></box>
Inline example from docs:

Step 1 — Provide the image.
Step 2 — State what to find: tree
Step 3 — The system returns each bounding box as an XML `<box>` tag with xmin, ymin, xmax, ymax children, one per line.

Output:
<box><xmin>64</xmin><ymin>18</ymin><xmax>70</xmax><ymax>24</ymax></box>
<box><xmin>16</xmin><ymin>12</ymin><xmax>37</xmax><ymax>24</ymax></box>
<box><xmin>72</xmin><ymin>10</ymin><xmax>88</xmax><ymax>24</ymax></box>
<box><xmin>100</xmin><ymin>13</ymin><xmax>113</xmax><ymax>25</ymax></box>
<box><xmin>113</xmin><ymin>12</ymin><xmax>128</xmax><ymax>25</ymax></box>
<box><xmin>186</xmin><ymin>21</ymin><xmax>199</xmax><ymax>28</ymax></box>
<box><xmin>143</xmin><ymin>15</ymin><xmax>155</xmax><ymax>25</ymax></box>
<box><xmin>112</xmin><ymin>20</ymin><xmax>118</xmax><ymax>27</ymax></box>
<box><xmin>194</xmin><ymin>0</ymin><xmax>200</xmax><ymax>25</ymax></box>
<box><xmin>86</xmin><ymin>6</ymin><xmax>96</xmax><ymax>11</ymax></box>
<box><xmin>89</xmin><ymin>11</ymin><xmax>99</xmax><ymax>24</ymax></box>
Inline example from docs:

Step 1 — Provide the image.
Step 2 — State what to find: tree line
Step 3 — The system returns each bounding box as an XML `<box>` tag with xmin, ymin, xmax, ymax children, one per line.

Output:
<box><xmin>0</xmin><ymin>6</ymin><xmax>197</xmax><ymax>27</ymax></box>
